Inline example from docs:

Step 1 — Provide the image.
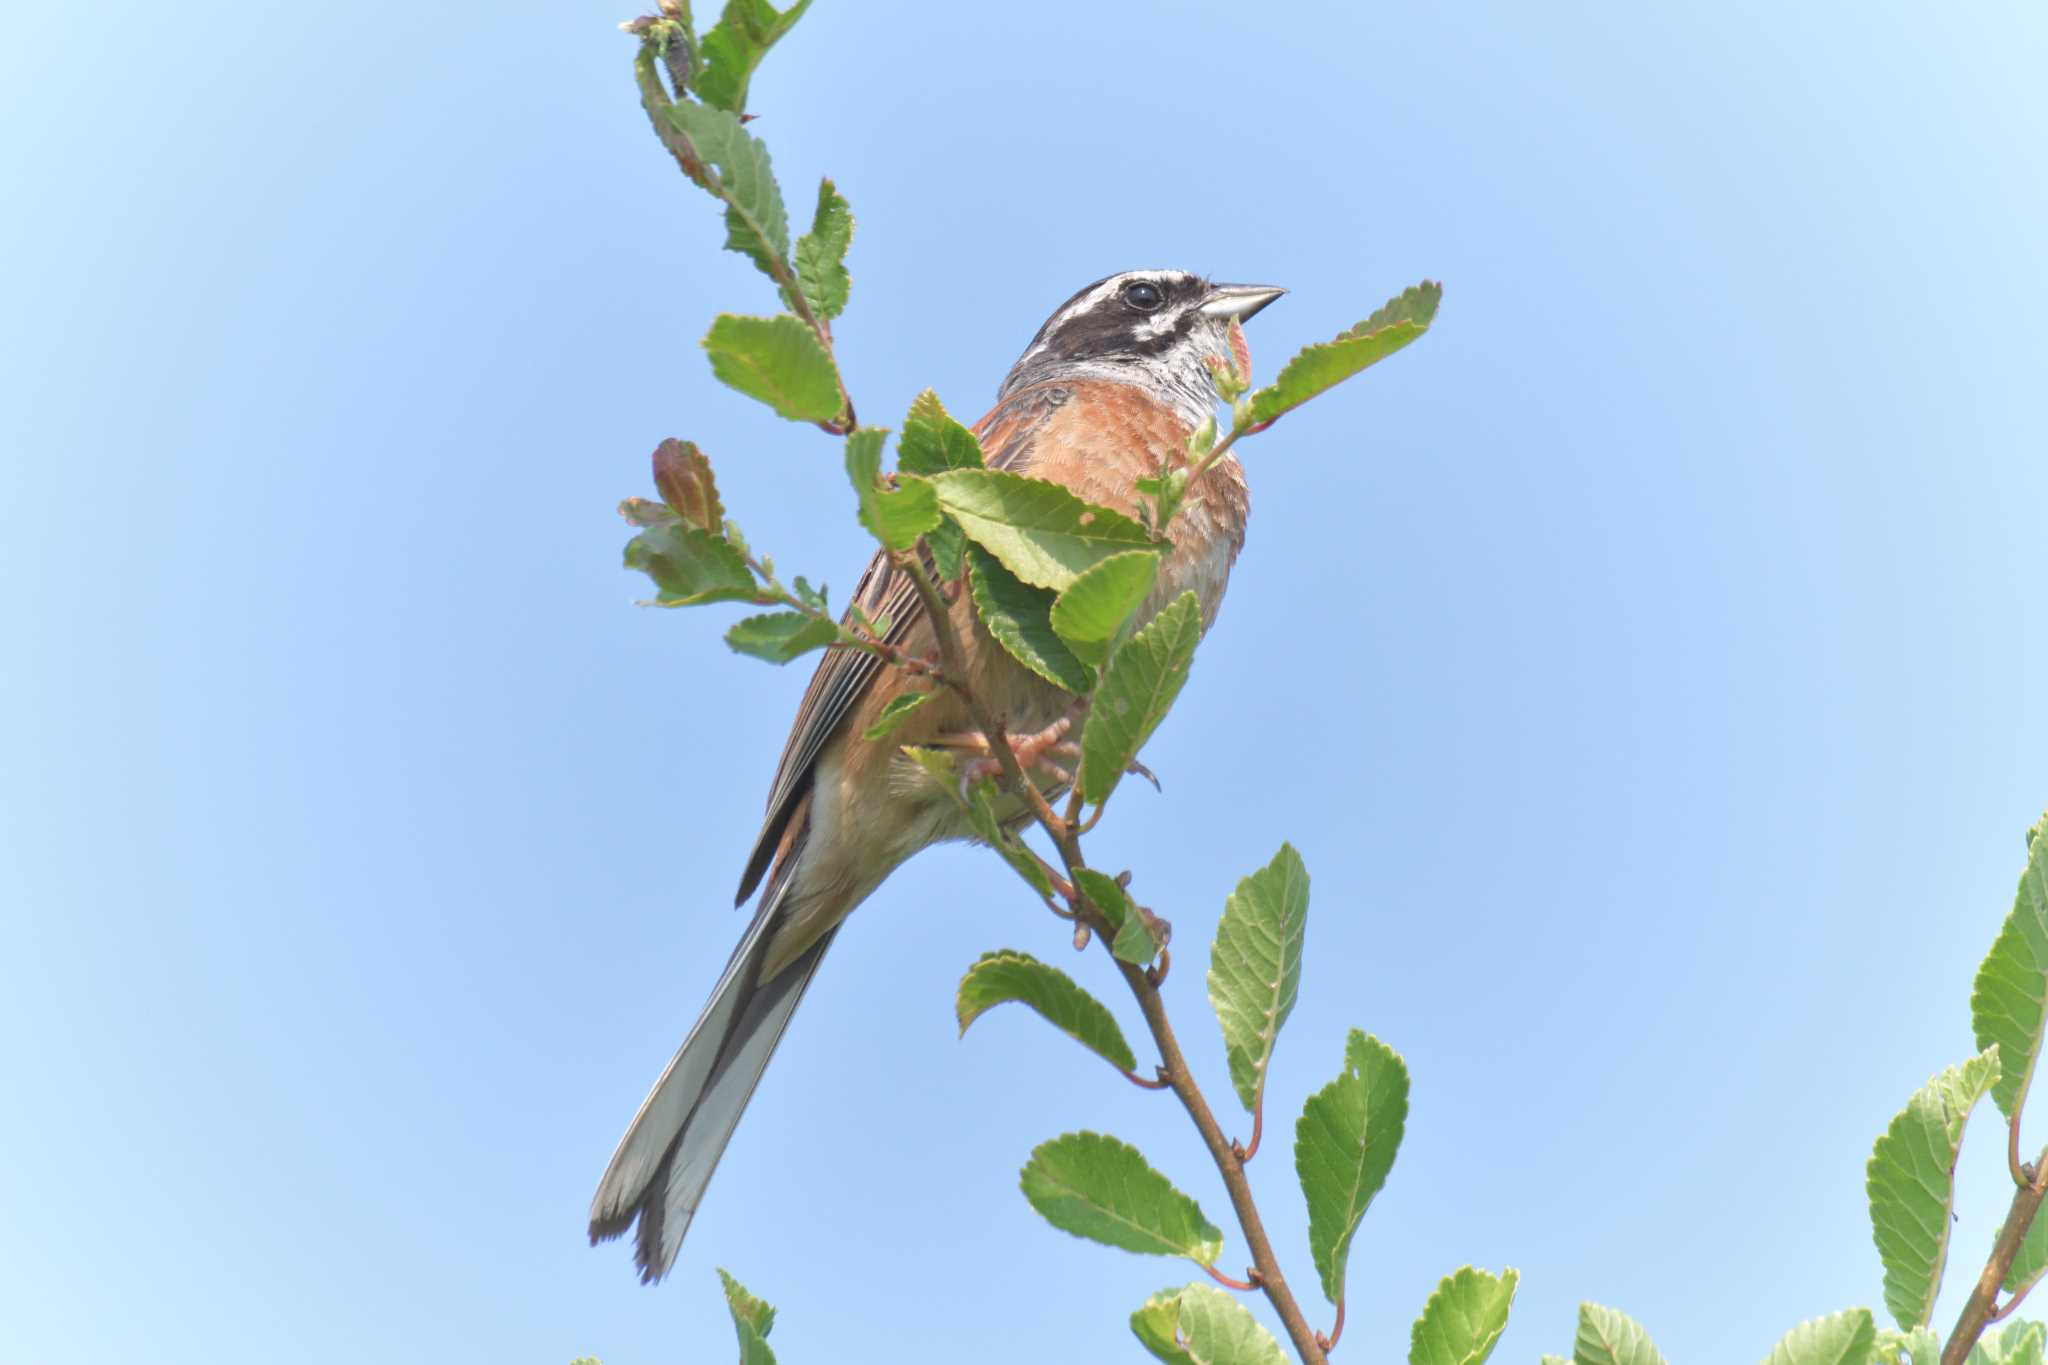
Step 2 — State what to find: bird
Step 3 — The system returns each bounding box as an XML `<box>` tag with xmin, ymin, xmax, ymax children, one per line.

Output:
<box><xmin>589</xmin><ymin>269</ymin><xmax>1285</xmax><ymax>1282</ymax></box>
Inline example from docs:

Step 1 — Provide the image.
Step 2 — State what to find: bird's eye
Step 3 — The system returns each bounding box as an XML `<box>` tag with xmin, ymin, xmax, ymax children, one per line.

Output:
<box><xmin>1123</xmin><ymin>281</ymin><xmax>1164</xmax><ymax>312</ymax></box>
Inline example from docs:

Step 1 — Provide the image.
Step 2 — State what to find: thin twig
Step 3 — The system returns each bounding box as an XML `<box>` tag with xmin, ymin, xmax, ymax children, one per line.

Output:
<box><xmin>1201</xmin><ymin>1263</ymin><xmax>1258</xmax><ymax>1292</ymax></box>
<box><xmin>632</xmin><ymin>37</ymin><xmax>854</xmax><ymax>424</ymax></box>
<box><xmin>1942</xmin><ymin>1147</ymin><xmax>2048</xmax><ymax>1365</ymax></box>
<box><xmin>1316</xmin><ymin>1297</ymin><xmax>1347</xmax><ymax>1354</ymax></box>
<box><xmin>1234</xmin><ymin>1099</ymin><xmax>1264</xmax><ymax>1164</ymax></box>
<box><xmin>1991</xmin><ymin>1275</ymin><xmax>2043</xmax><ymax>1325</ymax></box>
<box><xmin>1118</xmin><ymin>955</ymin><xmax>1329</xmax><ymax>1364</ymax></box>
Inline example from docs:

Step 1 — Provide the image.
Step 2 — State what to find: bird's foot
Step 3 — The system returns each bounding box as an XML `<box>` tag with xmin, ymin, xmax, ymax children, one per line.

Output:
<box><xmin>940</xmin><ymin>716</ymin><xmax>1077</xmax><ymax>797</ymax></box>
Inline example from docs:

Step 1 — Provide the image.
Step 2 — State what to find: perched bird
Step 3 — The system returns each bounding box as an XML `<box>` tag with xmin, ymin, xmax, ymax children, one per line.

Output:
<box><xmin>590</xmin><ymin>270</ymin><xmax>1285</xmax><ymax>1281</ymax></box>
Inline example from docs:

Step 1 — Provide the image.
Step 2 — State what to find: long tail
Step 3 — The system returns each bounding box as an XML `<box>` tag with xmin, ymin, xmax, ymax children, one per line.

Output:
<box><xmin>588</xmin><ymin>858</ymin><xmax>837</xmax><ymax>1282</ymax></box>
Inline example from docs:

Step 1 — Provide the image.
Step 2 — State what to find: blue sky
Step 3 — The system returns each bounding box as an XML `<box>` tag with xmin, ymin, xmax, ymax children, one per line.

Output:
<box><xmin>5</xmin><ymin>2</ymin><xmax>2046</xmax><ymax>1361</ymax></box>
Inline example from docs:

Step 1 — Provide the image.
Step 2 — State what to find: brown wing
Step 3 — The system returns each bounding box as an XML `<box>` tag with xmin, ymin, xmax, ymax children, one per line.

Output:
<box><xmin>731</xmin><ymin>382</ymin><xmax>1073</xmax><ymax>904</ymax></box>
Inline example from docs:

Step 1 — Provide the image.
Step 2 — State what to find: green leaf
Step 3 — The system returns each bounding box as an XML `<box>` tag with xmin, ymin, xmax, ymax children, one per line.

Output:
<box><xmin>652</xmin><ymin>437</ymin><xmax>725</xmax><ymax>531</ymax></box>
<box><xmin>1295</xmin><ymin>1029</ymin><xmax>1410</xmax><ymax>1305</ymax></box>
<box><xmin>898</xmin><ymin>390</ymin><xmax>987</xmax><ymax>475</ymax></box>
<box><xmin>1050</xmin><ymin>549</ymin><xmax>1161</xmax><ymax>667</ymax></box>
<box><xmin>1131</xmin><ymin>1288</ymin><xmax>1199</xmax><ymax>1365</ymax></box>
<box><xmin>842</xmin><ymin>427</ymin><xmax>940</xmax><ymax>550</ymax></box>
<box><xmin>1245</xmin><ymin>281</ymin><xmax>1442</xmax><ymax>428</ymax></box>
<box><xmin>1409</xmin><ymin>1266</ymin><xmax>1519</xmax><ymax>1365</ymax></box>
<box><xmin>717</xmin><ymin>1267</ymin><xmax>776</xmax><ymax>1338</ymax></box>
<box><xmin>897</xmin><ymin>391</ymin><xmax>985</xmax><ymax>579</ymax></box>
<box><xmin>1873</xmin><ymin>1327</ymin><xmax>1942</xmax><ymax>1365</ymax></box>
<box><xmin>965</xmin><ymin>544</ymin><xmax>1096</xmax><ymax>694</ymax></box>
<box><xmin>1573</xmin><ymin>1303</ymin><xmax>1667</xmax><ymax>1365</ymax></box>
<box><xmin>618</xmin><ymin>495</ymin><xmax>677</xmax><ymax>528</ymax></box>
<box><xmin>860</xmin><ymin>688</ymin><xmax>935</xmax><ymax>741</ymax></box>
<box><xmin>1868</xmin><ymin>1047</ymin><xmax>2003</xmax><ymax>1329</ymax></box>
<box><xmin>1971</xmin><ymin>1321</ymin><xmax>2048</xmax><ymax>1365</ymax></box>
<box><xmin>899</xmin><ymin>747</ymin><xmax>1052</xmax><ymax>899</ymax></box>
<box><xmin>956</xmin><ymin>949</ymin><xmax>1138</xmax><ymax>1074</ymax></box>
<box><xmin>1073</xmin><ymin>866</ymin><xmax>1159</xmax><ymax>965</ymax></box>
<box><xmin>1762</xmin><ymin>1309</ymin><xmax>1876</xmax><ymax>1365</ymax></box>
<box><xmin>716</xmin><ymin>1267</ymin><xmax>779</xmax><ymax>1365</ymax></box>
<box><xmin>1972</xmin><ymin>816</ymin><xmax>2048</xmax><ymax>1118</ymax></box>
<box><xmin>1173</xmin><ymin>1284</ymin><xmax>1290</xmax><ymax>1365</ymax></box>
<box><xmin>703</xmin><ymin>314</ymin><xmax>844</xmax><ymax>424</ymax></box>
<box><xmin>625</xmin><ymin>523</ymin><xmax>757</xmax><ymax>605</ymax></box>
<box><xmin>930</xmin><ymin>469</ymin><xmax>1154</xmax><ymax>592</ymax></box>
<box><xmin>1078</xmin><ymin>591</ymin><xmax>1202</xmax><ymax>804</ymax></box>
<box><xmin>1019</xmin><ymin>1131</ymin><xmax>1223</xmax><ymax>1265</ymax></box>
<box><xmin>694</xmin><ymin>0</ymin><xmax>812</xmax><ymax>113</ymax></box>
<box><xmin>724</xmin><ymin>611</ymin><xmax>840</xmax><ymax>663</ymax></box>
<box><xmin>665</xmin><ymin>101</ymin><xmax>790</xmax><ymax>278</ymax></box>
<box><xmin>790</xmin><ymin>177</ymin><xmax>853</xmax><ymax>321</ymax></box>
<box><xmin>1208</xmin><ymin>843</ymin><xmax>1311</xmax><ymax>1115</ymax></box>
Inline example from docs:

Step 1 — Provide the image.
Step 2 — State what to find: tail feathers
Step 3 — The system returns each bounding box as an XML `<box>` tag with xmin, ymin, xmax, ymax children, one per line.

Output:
<box><xmin>588</xmin><ymin>889</ymin><xmax>838</xmax><ymax>1282</ymax></box>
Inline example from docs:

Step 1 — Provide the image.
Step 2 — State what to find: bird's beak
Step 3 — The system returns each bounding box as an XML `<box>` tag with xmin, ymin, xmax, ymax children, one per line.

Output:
<box><xmin>1198</xmin><ymin>283</ymin><xmax>1287</xmax><ymax>322</ymax></box>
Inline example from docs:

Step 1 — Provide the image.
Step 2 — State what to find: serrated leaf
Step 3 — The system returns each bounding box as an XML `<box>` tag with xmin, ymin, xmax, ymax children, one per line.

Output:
<box><xmin>1762</xmin><ymin>1309</ymin><xmax>1876</xmax><ymax>1365</ymax></box>
<box><xmin>1868</xmin><ymin>1047</ymin><xmax>2003</xmax><ymax>1329</ymax></box>
<box><xmin>860</xmin><ymin>688</ymin><xmax>934</xmax><ymax>741</ymax></box>
<box><xmin>898</xmin><ymin>392</ymin><xmax>984</xmax><ymax>580</ymax></box>
<box><xmin>625</xmin><ymin>523</ymin><xmax>758</xmax><ymax>604</ymax></box>
<box><xmin>1295</xmin><ymin>1029</ymin><xmax>1410</xmax><ymax>1305</ymax></box>
<box><xmin>1574</xmin><ymin>1303</ymin><xmax>1666</xmax><ymax>1365</ymax></box>
<box><xmin>1020</xmin><ymin>1132</ymin><xmax>1223</xmax><ymax>1265</ymax></box>
<box><xmin>842</xmin><ymin>427</ymin><xmax>939</xmax><ymax>550</ymax></box>
<box><xmin>898</xmin><ymin>390</ymin><xmax>987</xmax><ymax>475</ymax></box>
<box><xmin>1078</xmin><ymin>591</ymin><xmax>1202</xmax><ymax>804</ymax></box>
<box><xmin>618</xmin><ymin>495</ymin><xmax>677</xmax><ymax>528</ymax></box>
<box><xmin>1073</xmin><ymin>866</ymin><xmax>1158</xmax><ymax>965</ymax></box>
<box><xmin>1208</xmin><ymin>843</ymin><xmax>1310</xmax><ymax>1115</ymax></box>
<box><xmin>792</xmin><ymin>177</ymin><xmax>852</xmax><ymax>321</ymax></box>
<box><xmin>1971</xmin><ymin>1321</ymin><xmax>2048</xmax><ymax>1365</ymax></box>
<box><xmin>966</xmin><ymin>544</ymin><xmax>1095</xmax><ymax>694</ymax></box>
<box><xmin>716</xmin><ymin>1267</ymin><xmax>779</xmax><ymax>1365</ymax></box>
<box><xmin>1050</xmin><ymin>550</ymin><xmax>1161</xmax><ymax>667</ymax></box>
<box><xmin>1173</xmin><ymin>1283</ymin><xmax>1290</xmax><ymax>1365</ymax></box>
<box><xmin>703</xmin><ymin>313</ymin><xmax>844</xmax><ymax>424</ymax></box>
<box><xmin>899</xmin><ymin>747</ymin><xmax>1051</xmax><ymax>899</ymax></box>
<box><xmin>717</xmin><ymin>1267</ymin><xmax>776</xmax><ymax>1338</ymax></box>
<box><xmin>693</xmin><ymin>0</ymin><xmax>812</xmax><ymax>113</ymax></box>
<box><xmin>930</xmin><ymin>469</ymin><xmax>1153</xmax><ymax>592</ymax></box>
<box><xmin>653</xmin><ymin>438</ymin><xmax>724</xmax><ymax>531</ymax></box>
<box><xmin>724</xmin><ymin>611</ymin><xmax>840</xmax><ymax>663</ymax></box>
<box><xmin>1131</xmin><ymin>1287</ymin><xmax>1199</xmax><ymax>1365</ymax></box>
<box><xmin>1409</xmin><ymin>1266</ymin><xmax>1518</xmax><ymax>1365</ymax></box>
<box><xmin>956</xmin><ymin>949</ymin><xmax>1138</xmax><ymax>1074</ymax></box>
<box><xmin>1972</xmin><ymin>816</ymin><xmax>2048</xmax><ymax>1118</ymax></box>
<box><xmin>665</xmin><ymin>101</ymin><xmax>790</xmax><ymax>277</ymax></box>
<box><xmin>1873</xmin><ymin>1326</ymin><xmax>1942</xmax><ymax>1365</ymax></box>
<box><xmin>1245</xmin><ymin>281</ymin><xmax>1441</xmax><ymax>428</ymax></box>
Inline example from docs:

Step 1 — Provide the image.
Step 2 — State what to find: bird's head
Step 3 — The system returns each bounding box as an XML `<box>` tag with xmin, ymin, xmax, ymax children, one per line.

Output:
<box><xmin>999</xmin><ymin>270</ymin><xmax>1285</xmax><ymax>424</ymax></box>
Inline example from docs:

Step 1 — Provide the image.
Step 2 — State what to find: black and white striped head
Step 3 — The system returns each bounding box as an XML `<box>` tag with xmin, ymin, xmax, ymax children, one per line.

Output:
<box><xmin>999</xmin><ymin>270</ymin><xmax>1285</xmax><ymax>423</ymax></box>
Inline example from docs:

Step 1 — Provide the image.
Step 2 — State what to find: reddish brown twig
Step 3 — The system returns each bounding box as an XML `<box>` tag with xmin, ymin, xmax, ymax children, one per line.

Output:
<box><xmin>1943</xmin><ymin>1148</ymin><xmax>2048</xmax><ymax>1365</ymax></box>
<box><xmin>1315</xmin><ymin>1298</ymin><xmax>1346</xmax><ymax>1354</ymax></box>
<box><xmin>1202</xmin><ymin>1263</ymin><xmax>1258</xmax><ymax>1292</ymax></box>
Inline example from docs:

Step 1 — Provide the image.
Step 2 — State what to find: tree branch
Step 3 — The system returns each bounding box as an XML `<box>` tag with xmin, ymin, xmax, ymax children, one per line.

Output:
<box><xmin>1942</xmin><ymin>1148</ymin><xmax>2048</xmax><ymax>1365</ymax></box>
<box><xmin>1117</xmin><ymin>954</ymin><xmax>1329</xmax><ymax>1363</ymax></box>
<box><xmin>888</xmin><ymin>539</ymin><xmax>1328</xmax><ymax>1361</ymax></box>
